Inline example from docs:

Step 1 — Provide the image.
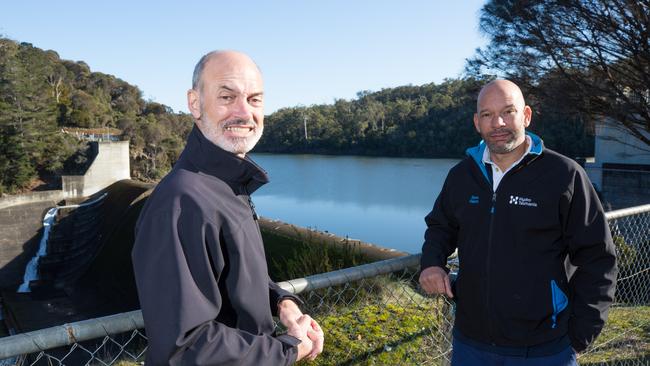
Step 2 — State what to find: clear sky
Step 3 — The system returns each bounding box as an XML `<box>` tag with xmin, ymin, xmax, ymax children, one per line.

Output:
<box><xmin>0</xmin><ymin>1</ymin><xmax>487</xmax><ymax>114</ymax></box>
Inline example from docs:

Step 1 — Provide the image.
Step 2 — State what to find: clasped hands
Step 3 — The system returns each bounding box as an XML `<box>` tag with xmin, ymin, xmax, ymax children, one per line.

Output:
<box><xmin>278</xmin><ymin>299</ymin><xmax>324</xmax><ymax>362</ymax></box>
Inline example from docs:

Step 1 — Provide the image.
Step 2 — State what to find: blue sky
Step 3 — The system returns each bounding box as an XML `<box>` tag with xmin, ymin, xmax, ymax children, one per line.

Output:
<box><xmin>0</xmin><ymin>1</ymin><xmax>487</xmax><ymax>114</ymax></box>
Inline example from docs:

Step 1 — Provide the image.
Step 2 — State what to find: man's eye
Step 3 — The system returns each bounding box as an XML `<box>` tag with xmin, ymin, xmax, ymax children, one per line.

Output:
<box><xmin>221</xmin><ymin>95</ymin><xmax>234</xmax><ymax>101</ymax></box>
<box><xmin>481</xmin><ymin>113</ymin><xmax>491</xmax><ymax>118</ymax></box>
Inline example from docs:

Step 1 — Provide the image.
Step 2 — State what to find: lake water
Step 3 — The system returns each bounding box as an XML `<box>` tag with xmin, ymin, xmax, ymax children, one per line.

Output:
<box><xmin>251</xmin><ymin>154</ymin><xmax>459</xmax><ymax>253</ymax></box>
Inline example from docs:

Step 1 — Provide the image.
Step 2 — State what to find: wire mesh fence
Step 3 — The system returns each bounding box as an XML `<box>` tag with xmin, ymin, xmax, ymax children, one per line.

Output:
<box><xmin>578</xmin><ymin>205</ymin><xmax>650</xmax><ymax>366</ymax></box>
<box><xmin>0</xmin><ymin>204</ymin><xmax>649</xmax><ymax>365</ymax></box>
<box><xmin>280</xmin><ymin>256</ymin><xmax>458</xmax><ymax>366</ymax></box>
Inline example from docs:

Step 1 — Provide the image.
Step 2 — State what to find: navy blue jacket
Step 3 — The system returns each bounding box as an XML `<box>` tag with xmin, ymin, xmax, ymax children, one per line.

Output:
<box><xmin>132</xmin><ymin>126</ymin><xmax>301</xmax><ymax>365</ymax></box>
<box><xmin>421</xmin><ymin>133</ymin><xmax>617</xmax><ymax>353</ymax></box>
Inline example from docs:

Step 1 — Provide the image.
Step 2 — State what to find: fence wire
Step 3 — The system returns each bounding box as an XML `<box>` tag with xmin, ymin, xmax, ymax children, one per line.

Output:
<box><xmin>1</xmin><ymin>205</ymin><xmax>649</xmax><ymax>365</ymax></box>
<box><xmin>579</xmin><ymin>205</ymin><xmax>650</xmax><ymax>366</ymax></box>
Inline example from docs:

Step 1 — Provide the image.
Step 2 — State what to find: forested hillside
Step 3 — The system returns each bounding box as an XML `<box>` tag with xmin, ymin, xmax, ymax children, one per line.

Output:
<box><xmin>257</xmin><ymin>77</ymin><xmax>594</xmax><ymax>158</ymax></box>
<box><xmin>0</xmin><ymin>38</ymin><xmax>193</xmax><ymax>193</ymax></box>
<box><xmin>0</xmin><ymin>38</ymin><xmax>594</xmax><ymax>194</ymax></box>
<box><xmin>258</xmin><ymin>80</ymin><xmax>482</xmax><ymax>157</ymax></box>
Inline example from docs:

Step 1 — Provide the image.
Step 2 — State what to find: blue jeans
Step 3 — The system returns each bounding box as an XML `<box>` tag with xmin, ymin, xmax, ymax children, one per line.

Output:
<box><xmin>451</xmin><ymin>336</ymin><xmax>578</xmax><ymax>366</ymax></box>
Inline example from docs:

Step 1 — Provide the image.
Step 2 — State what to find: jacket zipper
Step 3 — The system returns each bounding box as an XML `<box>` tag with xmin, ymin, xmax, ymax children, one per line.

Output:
<box><xmin>247</xmin><ymin>196</ymin><xmax>259</xmax><ymax>221</ymax></box>
<box><xmin>486</xmin><ymin>191</ymin><xmax>496</xmax><ymax>343</ymax></box>
<box><xmin>242</xmin><ymin>189</ymin><xmax>265</xmax><ymax>248</ymax></box>
<box><xmin>483</xmin><ymin>154</ymin><xmax>539</xmax><ymax>343</ymax></box>
<box><xmin>242</xmin><ymin>187</ymin><xmax>259</xmax><ymax>221</ymax></box>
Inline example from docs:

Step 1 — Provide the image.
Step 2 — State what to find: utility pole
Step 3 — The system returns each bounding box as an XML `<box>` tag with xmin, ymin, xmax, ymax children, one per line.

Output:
<box><xmin>303</xmin><ymin>114</ymin><xmax>309</xmax><ymax>140</ymax></box>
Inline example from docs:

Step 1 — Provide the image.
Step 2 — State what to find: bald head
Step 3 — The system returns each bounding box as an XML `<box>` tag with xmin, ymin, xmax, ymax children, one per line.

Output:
<box><xmin>192</xmin><ymin>50</ymin><xmax>262</xmax><ymax>91</ymax></box>
<box><xmin>473</xmin><ymin>79</ymin><xmax>532</xmax><ymax>158</ymax></box>
<box><xmin>477</xmin><ymin>79</ymin><xmax>526</xmax><ymax>113</ymax></box>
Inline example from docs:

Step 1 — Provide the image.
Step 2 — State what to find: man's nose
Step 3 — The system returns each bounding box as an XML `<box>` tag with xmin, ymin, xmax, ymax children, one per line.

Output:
<box><xmin>491</xmin><ymin>115</ymin><xmax>506</xmax><ymax>128</ymax></box>
<box><xmin>231</xmin><ymin>97</ymin><xmax>253</xmax><ymax>120</ymax></box>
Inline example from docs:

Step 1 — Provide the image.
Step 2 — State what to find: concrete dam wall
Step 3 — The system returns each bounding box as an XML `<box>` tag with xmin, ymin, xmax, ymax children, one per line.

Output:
<box><xmin>1</xmin><ymin>180</ymin><xmax>152</xmax><ymax>333</ymax></box>
<box><xmin>0</xmin><ymin>178</ymin><xmax>404</xmax><ymax>335</ymax></box>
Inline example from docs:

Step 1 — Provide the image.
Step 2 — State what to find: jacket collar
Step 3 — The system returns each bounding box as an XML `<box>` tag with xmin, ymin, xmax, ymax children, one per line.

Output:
<box><xmin>465</xmin><ymin>131</ymin><xmax>544</xmax><ymax>183</ymax></box>
<box><xmin>177</xmin><ymin>125</ymin><xmax>269</xmax><ymax>194</ymax></box>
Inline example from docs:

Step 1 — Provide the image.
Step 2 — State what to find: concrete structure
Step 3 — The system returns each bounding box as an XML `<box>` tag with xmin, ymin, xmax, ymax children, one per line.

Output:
<box><xmin>0</xmin><ymin>140</ymin><xmax>130</xmax><ymax>288</ymax></box>
<box><xmin>586</xmin><ymin>119</ymin><xmax>650</xmax><ymax>209</ymax></box>
<box><xmin>0</xmin><ymin>141</ymin><xmax>131</xmax><ymax>210</ymax></box>
<box><xmin>0</xmin><ymin>191</ymin><xmax>65</xmax><ymax>210</ymax></box>
<box><xmin>62</xmin><ymin>141</ymin><xmax>130</xmax><ymax>198</ymax></box>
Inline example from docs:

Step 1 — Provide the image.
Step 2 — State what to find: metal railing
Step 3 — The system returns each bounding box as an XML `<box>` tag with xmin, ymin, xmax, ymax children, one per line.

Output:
<box><xmin>1</xmin><ymin>204</ymin><xmax>649</xmax><ymax>365</ymax></box>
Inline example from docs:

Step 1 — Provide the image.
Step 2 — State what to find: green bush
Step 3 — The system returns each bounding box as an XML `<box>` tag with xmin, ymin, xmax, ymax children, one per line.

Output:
<box><xmin>613</xmin><ymin>235</ymin><xmax>637</xmax><ymax>269</ymax></box>
<box><xmin>611</xmin><ymin>235</ymin><xmax>650</xmax><ymax>304</ymax></box>
<box><xmin>262</xmin><ymin>228</ymin><xmax>371</xmax><ymax>281</ymax></box>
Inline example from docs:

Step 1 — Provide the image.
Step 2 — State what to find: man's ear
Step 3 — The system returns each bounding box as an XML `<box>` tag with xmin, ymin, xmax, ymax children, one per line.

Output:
<box><xmin>188</xmin><ymin>89</ymin><xmax>201</xmax><ymax>120</ymax></box>
<box><xmin>523</xmin><ymin>105</ymin><xmax>532</xmax><ymax>128</ymax></box>
<box><xmin>473</xmin><ymin>113</ymin><xmax>481</xmax><ymax>133</ymax></box>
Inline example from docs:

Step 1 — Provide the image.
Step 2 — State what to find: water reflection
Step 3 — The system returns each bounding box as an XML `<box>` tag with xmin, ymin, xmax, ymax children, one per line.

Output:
<box><xmin>251</xmin><ymin>154</ymin><xmax>458</xmax><ymax>253</ymax></box>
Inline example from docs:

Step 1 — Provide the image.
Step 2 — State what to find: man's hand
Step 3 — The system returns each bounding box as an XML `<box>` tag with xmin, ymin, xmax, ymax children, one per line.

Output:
<box><xmin>419</xmin><ymin>266</ymin><xmax>453</xmax><ymax>298</ymax></box>
<box><xmin>304</xmin><ymin>315</ymin><xmax>324</xmax><ymax>360</ymax></box>
<box><xmin>278</xmin><ymin>298</ymin><xmax>304</xmax><ymax>326</ymax></box>
<box><xmin>291</xmin><ymin>316</ymin><xmax>315</xmax><ymax>362</ymax></box>
<box><xmin>278</xmin><ymin>299</ymin><xmax>324</xmax><ymax>361</ymax></box>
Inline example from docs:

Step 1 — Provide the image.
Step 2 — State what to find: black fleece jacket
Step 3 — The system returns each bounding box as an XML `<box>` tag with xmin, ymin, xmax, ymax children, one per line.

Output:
<box><xmin>132</xmin><ymin>126</ymin><xmax>300</xmax><ymax>365</ymax></box>
<box><xmin>421</xmin><ymin>133</ymin><xmax>617</xmax><ymax>353</ymax></box>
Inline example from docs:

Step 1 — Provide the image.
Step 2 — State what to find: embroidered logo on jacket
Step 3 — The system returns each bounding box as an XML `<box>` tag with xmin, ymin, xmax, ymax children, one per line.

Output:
<box><xmin>469</xmin><ymin>195</ymin><xmax>479</xmax><ymax>204</ymax></box>
<box><xmin>509</xmin><ymin>195</ymin><xmax>538</xmax><ymax>207</ymax></box>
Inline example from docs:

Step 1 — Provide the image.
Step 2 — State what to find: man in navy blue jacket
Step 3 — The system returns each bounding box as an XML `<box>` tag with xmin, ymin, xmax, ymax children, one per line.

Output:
<box><xmin>419</xmin><ymin>79</ymin><xmax>617</xmax><ymax>365</ymax></box>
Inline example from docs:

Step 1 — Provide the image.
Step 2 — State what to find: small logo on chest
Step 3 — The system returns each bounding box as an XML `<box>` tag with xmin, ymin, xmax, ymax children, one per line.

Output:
<box><xmin>509</xmin><ymin>195</ymin><xmax>538</xmax><ymax>207</ymax></box>
<box><xmin>469</xmin><ymin>195</ymin><xmax>479</xmax><ymax>204</ymax></box>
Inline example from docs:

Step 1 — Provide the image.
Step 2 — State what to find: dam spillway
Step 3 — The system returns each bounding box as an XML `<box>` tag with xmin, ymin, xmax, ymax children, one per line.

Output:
<box><xmin>17</xmin><ymin>206</ymin><xmax>58</xmax><ymax>293</ymax></box>
<box><xmin>0</xmin><ymin>178</ymin><xmax>404</xmax><ymax>337</ymax></box>
<box><xmin>0</xmin><ymin>180</ymin><xmax>152</xmax><ymax>334</ymax></box>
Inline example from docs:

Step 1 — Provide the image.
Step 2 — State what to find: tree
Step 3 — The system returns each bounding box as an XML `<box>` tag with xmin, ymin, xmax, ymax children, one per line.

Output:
<box><xmin>0</xmin><ymin>37</ymin><xmax>194</xmax><ymax>191</ymax></box>
<box><xmin>0</xmin><ymin>125</ymin><xmax>36</xmax><ymax>192</ymax></box>
<box><xmin>468</xmin><ymin>0</ymin><xmax>650</xmax><ymax>148</ymax></box>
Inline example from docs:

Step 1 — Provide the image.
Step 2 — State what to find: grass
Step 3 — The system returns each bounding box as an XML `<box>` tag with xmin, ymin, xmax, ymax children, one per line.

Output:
<box><xmin>579</xmin><ymin>306</ymin><xmax>650</xmax><ymax>365</ymax></box>
<box><xmin>308</xmin><ymin>303</ymin><xmax>445</xmax><ymax>365</ymax></box>
<box><xmin>261</xmin><ymin>227</ymin><xmax>372</xmax><ymax>281</ymax></box>
<box><xmin>112</xmin><ymin>232</ymin><xmax>650</xmax><ymax>365</ymax></box>
<box><xmin>303</xmin><ymin>279</ymin><xmax>453</xmax><ymax>366</ymax></box>
<box><xmin>109</xmin><ymin>299</ymin><xmax>649</xmax><ymax>366</ymax></box>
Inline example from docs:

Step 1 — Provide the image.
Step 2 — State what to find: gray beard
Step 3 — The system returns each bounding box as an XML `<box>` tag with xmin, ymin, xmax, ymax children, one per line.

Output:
<box><xmin>487</xmin><ymin>139</ymin><xmax>517</xmax><ymax>154</ymax></box>
<box><xmin>217</xmin><ymin>132</ymin><xmax>262</xmax><ymax>155</ymax></box>
<box><xmin>198</xmin><ymin>116</ymin><xmax>263</xmax><ymax>156</ymax></box>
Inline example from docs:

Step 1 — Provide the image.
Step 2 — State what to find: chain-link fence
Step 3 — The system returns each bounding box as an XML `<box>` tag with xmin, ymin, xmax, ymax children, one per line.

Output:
<box><xmin>1</xmin><ymin>204</ymin><xmax>649</xmax><ymax>365</ymax></box>
<box><xmin>579</xmin><ymin>204</ymin><xmax>650</xmax><ymax>366</ymax></box>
